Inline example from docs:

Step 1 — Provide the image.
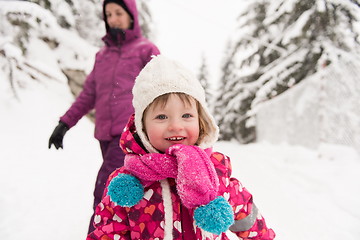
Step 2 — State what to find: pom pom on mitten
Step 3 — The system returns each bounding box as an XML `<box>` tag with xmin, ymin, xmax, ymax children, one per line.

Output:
<box><xmin>107</xmin><ymin>173</ymin><xmax>144</xmax><ymax>207</ymax></box>
<box><xmin>194</xmin><ymin>196</ymin><xmax>235</xmax><ymax>235</ymax></box>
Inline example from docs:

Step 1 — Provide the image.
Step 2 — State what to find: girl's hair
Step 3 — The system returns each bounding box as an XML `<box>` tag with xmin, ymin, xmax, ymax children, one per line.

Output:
<box><xmin>142</xmin><ymin>92</ymin><xmax>211</xmax><ymax>145</ymax></box>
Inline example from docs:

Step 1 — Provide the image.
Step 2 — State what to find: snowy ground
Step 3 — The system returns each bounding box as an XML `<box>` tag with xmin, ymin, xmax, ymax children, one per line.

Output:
<box><xmin>1</xmin><ymin>76</ymin><xmax>360</xmax><ymax>240</ymax></box>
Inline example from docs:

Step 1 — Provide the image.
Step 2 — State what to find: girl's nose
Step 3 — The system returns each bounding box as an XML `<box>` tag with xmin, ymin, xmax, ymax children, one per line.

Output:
<box><xmin>168</xmin><ymin>119</ymin><xmax>183</xmax><ymax>131</ymax></box>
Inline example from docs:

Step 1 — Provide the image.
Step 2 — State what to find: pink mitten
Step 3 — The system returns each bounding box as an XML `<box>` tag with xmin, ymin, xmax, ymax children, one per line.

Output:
<box><xmin>167</xmin><ymin>144</ymin><xmax>219</xmax><ymax>208</ymax></box>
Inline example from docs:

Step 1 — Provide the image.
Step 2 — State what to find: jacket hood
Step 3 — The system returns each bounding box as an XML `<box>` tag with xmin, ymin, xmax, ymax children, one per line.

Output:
<box><xmin>120</xmin><ymin>114</ymin><xmax>148</xmax><ymax>155</ymax></box>
<box><xmin>102</xmin><ymin>0</ymin><xmax>141</xmax><ymax>44</ymax></box>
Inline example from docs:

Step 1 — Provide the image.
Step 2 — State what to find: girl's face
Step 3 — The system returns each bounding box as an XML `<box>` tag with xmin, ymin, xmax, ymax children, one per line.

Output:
<box><xmin>105</xmin><ymin>3</ymin><xmax>132</xmax><ymax>30</ymax></box>
<box><xmin>144</xmin><ymin>94</ymin><xmax>200</xmax><ymax>153</ymax></box>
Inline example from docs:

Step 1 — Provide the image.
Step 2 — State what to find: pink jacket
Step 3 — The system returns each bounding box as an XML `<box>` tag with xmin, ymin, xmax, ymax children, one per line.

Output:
<box><xmin>60</xmin><ymin>0</ymin><xmax>160</xmax><ymax>140</ymax></box>
<box><xmin>87</xmin><ymin>116</ymin><xmax>275</xmax><ymax>239</ymax></box>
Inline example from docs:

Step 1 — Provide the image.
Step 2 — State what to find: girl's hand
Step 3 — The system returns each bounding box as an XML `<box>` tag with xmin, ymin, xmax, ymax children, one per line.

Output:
<box><xmin>166</xmin><ymin>144</ymin><xmax>219</xmax><ymax>208</ymax></box>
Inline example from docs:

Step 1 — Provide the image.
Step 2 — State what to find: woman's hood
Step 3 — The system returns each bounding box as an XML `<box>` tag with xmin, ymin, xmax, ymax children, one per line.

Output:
<box><xmin>102</xmin><ymin>0</ymin><xmax>141</xmax><ymax>41</ymax></box>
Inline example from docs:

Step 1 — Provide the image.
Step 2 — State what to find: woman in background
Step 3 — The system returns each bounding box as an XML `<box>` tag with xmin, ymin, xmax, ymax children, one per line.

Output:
<box><xmin>48</xmin><ymin>0</ymin><xmax>160</xmax><ymax>233</ymax></box>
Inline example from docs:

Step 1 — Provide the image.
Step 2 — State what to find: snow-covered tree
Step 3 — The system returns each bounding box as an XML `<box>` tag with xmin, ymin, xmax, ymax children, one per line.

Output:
<box><xmin>0</xmin><ymin>1</ymin><xmax>97</xmax><ymax>101</ymax></box>
<box><xmin>197</xmin><ymin>54</ymin><xmax>212</xmax><ymax>105</ymax></box>
<box><xmin>30</xmin><ymin>0</ymin><xmax>104</xmax><ymax>46</ymax></box>
<box><xmin>138</xmin><ymin>0</ymin><xmax>156</xmax><ymax>41</ymax></box>
<box><xmin>214</xmin><ymin>0</ymin><xmax>360</xmax><ymax>143</ymax></box>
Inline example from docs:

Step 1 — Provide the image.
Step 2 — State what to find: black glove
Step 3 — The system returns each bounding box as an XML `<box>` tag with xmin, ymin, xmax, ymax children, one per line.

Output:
<box><xmin>48</xmin><ymin>121</ymin><xmax>69</xmax><ymax>149</ymax></box>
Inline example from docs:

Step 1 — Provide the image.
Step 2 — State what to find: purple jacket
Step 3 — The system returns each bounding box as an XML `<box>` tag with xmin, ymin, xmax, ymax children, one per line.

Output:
<box><xmin>60</xmin><ymin>0</ymin><xmax>160</xmax><ymax>140</ymax></box>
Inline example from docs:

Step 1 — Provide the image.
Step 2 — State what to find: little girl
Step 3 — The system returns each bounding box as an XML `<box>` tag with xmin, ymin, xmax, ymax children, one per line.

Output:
<box><xmin>87</xmin><ymin>55</ymin><xmax>275</xmax><ymax>240</ymax></box>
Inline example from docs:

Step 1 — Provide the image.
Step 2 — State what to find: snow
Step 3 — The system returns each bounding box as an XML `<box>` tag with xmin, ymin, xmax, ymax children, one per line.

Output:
<box><xmin>281</xmin><ymin>8</ymin><xmax>313</xmax><ymax>45</ymax></box>
<box><xmin>1</xmin><ymin>0</ymin><xmax>360</xmax><ymax>239</ymax></box>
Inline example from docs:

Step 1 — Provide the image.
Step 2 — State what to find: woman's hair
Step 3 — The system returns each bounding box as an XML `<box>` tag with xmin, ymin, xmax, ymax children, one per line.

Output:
<box><xmin>142</xmin><ymin>92</ymin><xmax>211</xmax><ymax>145</ymax></box>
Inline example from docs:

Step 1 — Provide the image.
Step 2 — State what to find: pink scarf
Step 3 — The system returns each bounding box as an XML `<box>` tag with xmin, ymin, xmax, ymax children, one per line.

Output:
<box><xmin>124</xmin><ymin>144</ymin><xmax>219</xmax><ymax>208</ymax></box>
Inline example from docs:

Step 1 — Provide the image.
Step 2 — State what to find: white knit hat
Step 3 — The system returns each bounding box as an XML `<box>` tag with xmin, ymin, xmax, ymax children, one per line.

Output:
<box><xmin>132</xmin><ymin>55</ymin><xmax>219</xmax><ymax>153</ymax></box>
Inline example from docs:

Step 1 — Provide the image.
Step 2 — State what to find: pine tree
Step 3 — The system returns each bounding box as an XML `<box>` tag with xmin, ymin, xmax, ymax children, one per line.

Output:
<box><xmin>214</xmin><ymin>0</ymin><xmax>360</xmax><ymax>143</ymax></box>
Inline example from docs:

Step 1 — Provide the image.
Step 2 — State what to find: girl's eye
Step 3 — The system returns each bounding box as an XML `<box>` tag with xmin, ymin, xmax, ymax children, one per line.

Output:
<box><xmin>155</xmin><ymin>114</ymin><xmax>167</xmax><ymax>120</ymax></box>
<box><xmin>182</xmin><ymin>113</ymin><xmax>192</xmax><ymax>118</ymax></box>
